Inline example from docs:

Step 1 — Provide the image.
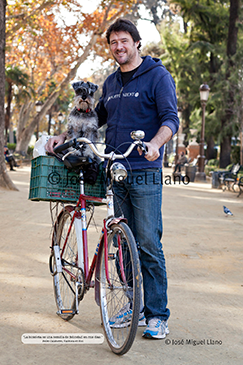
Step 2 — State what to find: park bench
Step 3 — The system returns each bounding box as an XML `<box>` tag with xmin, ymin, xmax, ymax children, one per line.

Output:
<box><xmin>219</xmin><ymin>163</ymin><xmax>242</xmax><ymax>192</ymax></box>
<box><xmin>236</xmin><ymin>176</ymin><xmax>243</xmax><ymax>197</ymax></box>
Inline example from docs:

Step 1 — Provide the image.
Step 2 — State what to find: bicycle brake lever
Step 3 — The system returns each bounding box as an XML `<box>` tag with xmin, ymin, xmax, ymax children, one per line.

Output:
<box><xmin>138</xmin><ymin>141</ymin><xmax>148</xmax><ymax>155</ymax></box>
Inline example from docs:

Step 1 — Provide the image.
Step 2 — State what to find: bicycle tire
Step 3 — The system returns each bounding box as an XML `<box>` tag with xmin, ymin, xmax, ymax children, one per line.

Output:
<box><xmin>99</xmin><ymin>221</ymin><xmax>141</xmax><ymax>355</ymax></box>
<box><xmin>53</xmin><ymin>208</ymin><xmax>83</xmax><ymax>321</ymax></box>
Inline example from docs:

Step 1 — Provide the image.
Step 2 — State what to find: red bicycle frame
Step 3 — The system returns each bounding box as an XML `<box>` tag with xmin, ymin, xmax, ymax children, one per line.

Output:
<box><xmin>58</xmin><ymin>192</ymin><xmax>128</xmax><ymax>305</ymax></box>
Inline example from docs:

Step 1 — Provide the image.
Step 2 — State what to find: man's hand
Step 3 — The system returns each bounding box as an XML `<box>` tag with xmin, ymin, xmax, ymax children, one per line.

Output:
<box><xmin>45</xmin><ymin>132</ymin><xmax>67</xmax><ymax>154</ymax></box>
<box><xmin>138</xmin><ymin>142</ymin><xmax>160</xmax><ymax>161</ymax></box>
<box><xmin>138</xmin><ymin>125</ymin><xmax>173</xmax><ymax>162</ymax></box>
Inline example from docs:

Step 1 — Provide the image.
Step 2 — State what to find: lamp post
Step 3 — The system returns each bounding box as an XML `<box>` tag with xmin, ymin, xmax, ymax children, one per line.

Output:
<box><xmin>195</xmin><ymin>83</ymin><xmax>210</xmax><ymax>181</ymax></box>
<box><xmin>35</xmin><ymin>101</ymin><xmax>43</xmax><ymax>139</ymax></box>
<box><xmin>176</xmin><ymin>107</ymin><xmax>182</xmax><ymax>164</ymax></box>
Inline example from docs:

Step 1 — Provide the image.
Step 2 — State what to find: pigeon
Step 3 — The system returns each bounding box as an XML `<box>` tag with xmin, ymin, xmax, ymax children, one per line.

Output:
<box><xmin>223</xmin><ymin>206</ymin><xmax>233</xmax><ymax>216</ymax></box>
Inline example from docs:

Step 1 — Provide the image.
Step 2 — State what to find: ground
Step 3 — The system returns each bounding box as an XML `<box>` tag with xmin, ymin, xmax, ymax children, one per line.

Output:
<box><xmin>0</xmin><ymin>166</ymin><xmax>243</xmax><ymax>365</ymax></box>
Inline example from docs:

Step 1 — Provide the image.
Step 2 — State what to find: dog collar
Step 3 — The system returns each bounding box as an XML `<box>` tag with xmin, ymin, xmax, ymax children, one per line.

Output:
<box><xmin>77</xmin><ymin>108</ymin><xmax>91</xmax><ymax>113</ymax></box>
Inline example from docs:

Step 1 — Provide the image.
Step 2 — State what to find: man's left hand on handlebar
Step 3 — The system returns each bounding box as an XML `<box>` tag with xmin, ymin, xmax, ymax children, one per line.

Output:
<box><xmin>45</xmin><ymin>132</ymin><xmax>67</xmax><ymax>154</ymax></box>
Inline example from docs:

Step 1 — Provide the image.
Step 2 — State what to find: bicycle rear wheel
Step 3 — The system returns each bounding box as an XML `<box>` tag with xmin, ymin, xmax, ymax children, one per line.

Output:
<box><xmin>52</xmin><ymin>208</ymin><xmax>83</xmax><ymax>321</ymax></box>
<box><xmin>99</xmin><ymin>221</ymin><xmax>141</xmax><ymax>355</ymax></box>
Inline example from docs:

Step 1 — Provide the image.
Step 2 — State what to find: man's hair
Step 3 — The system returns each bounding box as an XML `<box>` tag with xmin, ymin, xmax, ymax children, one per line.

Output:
<box><xmin>106</xmin><ymin>18</ymin><xmax>142</xmax><ymax>50</ymax></box>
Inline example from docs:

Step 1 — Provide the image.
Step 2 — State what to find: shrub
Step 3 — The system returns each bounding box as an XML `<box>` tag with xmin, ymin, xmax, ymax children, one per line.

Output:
<box><xmin>207</xmin><ymin>159</ymin><xmax>219</xmax><ymax>167</ymax></box>
<box><xmin>7</xmin><ymin>143</ymin><xmax>16</xmax><ymax>151</ymax></box>
<box><xmin>27</xmin><ymin>146</ymin><xmax>34</xmax><ymax>158</ymax></box>
<box><xmin>231</xmin><ymin>146</ymin><xmax>240</xmax><ymax>164</ymax></box>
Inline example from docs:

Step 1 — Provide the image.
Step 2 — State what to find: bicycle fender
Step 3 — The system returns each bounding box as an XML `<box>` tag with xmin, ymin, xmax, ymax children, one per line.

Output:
<box><xmin>107</xmin><ymin>217</ymin><xmax>127</xmax><ymax>228</ymax></box>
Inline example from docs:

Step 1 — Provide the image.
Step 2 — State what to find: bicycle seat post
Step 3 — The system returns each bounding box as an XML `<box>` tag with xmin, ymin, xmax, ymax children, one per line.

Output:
<box><xmin>79</xmin><ymin>169</ymin><xmax>84</xmax><ymax>195</ymax></box>
<box><xmin>106</xmin><ymin>188</ymin><xmax>114</xmax><ymax>218</ymax></box>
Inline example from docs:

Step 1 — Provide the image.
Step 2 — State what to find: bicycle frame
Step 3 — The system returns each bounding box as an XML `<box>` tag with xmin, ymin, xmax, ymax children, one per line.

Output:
<box><xmin>55</xmin><ymin>167</ymin><xmax>128</xmax><ymax>307</ymax></box>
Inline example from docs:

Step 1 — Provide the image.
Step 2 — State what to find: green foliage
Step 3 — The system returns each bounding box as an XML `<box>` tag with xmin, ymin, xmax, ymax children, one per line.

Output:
<box><xmin>207</xmin><ymin>159</ymin><xmax>219</xmax><ymax>167</ymax></box>
<box><xmin>160</xmin><ymin>0</ymin><xmax>242</xmax><ymax>166</ymax></box>
<box><xmin>204</xmin><ymin>165</ymin><xmax>217</xmax><ymax>176</ymax></box>
<box><xmin>27</xmin><ymin>145</ymin><xmax>34</xmax><ymax>157</ymax></box>
<box><xmin>231</xmin><ymin>145</ymin><xmax>240</xmax><ymax>164</ymax></box>
<box><xmin>226</xmin><ymin>163</ymin><xmax>233</xmax><ymax>171</ymax></box>
<box><xmin>5</xmin><ymin>65</ymin><xmax>33</xmax><ymax>102</ymax></box>
<box><xmin>7</xmin><ymin>143</ymin><xmax>16</xmax><ymax>151</ymax></box>
<box><xmin>205</xmin><ymin>159</ymin><xmax>219</xmax><ymax>176</ymax></box>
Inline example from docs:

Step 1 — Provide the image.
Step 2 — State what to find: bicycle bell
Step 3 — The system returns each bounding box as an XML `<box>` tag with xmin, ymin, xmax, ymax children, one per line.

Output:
<box><xmin>110</xmin><ymin>162</ymin><xmax>127</xmax><ymax>182</ymax></box>
<box><xmin>130</xmin><ymin>130</ymin><xmax>145</xmax><ymax>140</ymax></box>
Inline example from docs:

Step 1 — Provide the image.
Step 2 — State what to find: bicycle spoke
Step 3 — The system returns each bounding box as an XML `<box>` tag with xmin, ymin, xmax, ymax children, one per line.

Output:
<box><xmin>53</xmin><ymin>208</ymin><xmax>82</xmax><ymax>321</ymax></box>
<box><xmin>99</xmin><ymin>222</ymin><xmax>141</xmax><ymax>355</ymax></box>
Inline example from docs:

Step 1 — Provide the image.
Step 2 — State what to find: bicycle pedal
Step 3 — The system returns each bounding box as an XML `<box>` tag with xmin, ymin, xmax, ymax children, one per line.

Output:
<box><xmin>60</xmin><ymin>309</ymin><xmax>76</xmax><ymax>315</ymax></box>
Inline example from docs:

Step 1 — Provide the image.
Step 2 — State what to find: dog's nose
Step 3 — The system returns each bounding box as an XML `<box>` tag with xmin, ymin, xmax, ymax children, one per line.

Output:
<box><xmin>81</xmin><ymin>94</ymin><xmax>87</xmax><ymax>100</ymax></box>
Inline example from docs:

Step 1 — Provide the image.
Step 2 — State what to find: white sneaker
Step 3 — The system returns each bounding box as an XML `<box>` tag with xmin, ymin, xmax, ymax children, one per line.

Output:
<box><xmin>142</xmin><ymin>318</ymin><xmax>169</xmax><ymax>339</ymax></box>
<box><xmin>138</xmin><ymin>312</ymin><xmax>146</xmax><ymax>327</ymax></box>
<box><xmin>109</xmin><ymin>303</ymin><xmax>132</xmax><ymax>328</ymax></box>
<box><xmin>109</xmin><ymin>303</ymin><xmax>146</xmax><ymax>328</ymax></box>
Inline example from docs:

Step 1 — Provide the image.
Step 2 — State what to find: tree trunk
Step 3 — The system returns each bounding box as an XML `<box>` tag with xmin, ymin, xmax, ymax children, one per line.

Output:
<box><xmin>220</xmin><ymin>135</ymin><xmax>231</xmax><ymax>168</ymax></box>
<box><xmin>219</xmin><ymin>0</ymin><xmax>239</xmax><ymax>168</ymax></box>
<box><xmin>5</xmin><ymin>82</ymin><xmax>13</xmax><ymax>143</ymax></box>
<box><xmin>0</xmin><ymin>0</ymin><xmax>18</xmax><ymax>190</ymax></box>
<box><xmin>240</xmin><ymin>130</ymin><xmax>243</xmax><ymax>166</ymax></box>
<box><xmin>206</xmin><ymin>135</ymin><xmax>215</xmax><ymax>160</ymax></box>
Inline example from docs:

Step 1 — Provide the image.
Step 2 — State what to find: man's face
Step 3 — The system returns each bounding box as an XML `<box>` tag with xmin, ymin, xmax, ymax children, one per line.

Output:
<box><xmin>109</xmin><ymin>31</ymin><xmax>139</xmax><ymax>67</ymax></box>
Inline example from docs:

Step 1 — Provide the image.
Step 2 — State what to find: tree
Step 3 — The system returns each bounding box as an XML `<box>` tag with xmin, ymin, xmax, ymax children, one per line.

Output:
<box><xmin>1</xmin><ymin>0</ymin><xmax>136</xmax><ymax>189</ymax></box>
<box><xmin>5</xmin><ymin>0</ymin><xmax>136</xmax><ymax>155</ymax></box>
<box><xmin>0</xmin><ymin>0</ymin><xmax>18</xmax><ymax>190</ymax></box>
<box><xmin>168</xmin><ymin>0</ymin><xmax>242</xmax><ymax>166</ymax></box>
<box><xmin>5</xmin><ymin>65</ymin><xmax>29</xmax><ymax>143</ymax></box>
<box><xmin>219</xmin><ymin>0</ymin><xmax>240</xmax><ymax>167</ymax></box>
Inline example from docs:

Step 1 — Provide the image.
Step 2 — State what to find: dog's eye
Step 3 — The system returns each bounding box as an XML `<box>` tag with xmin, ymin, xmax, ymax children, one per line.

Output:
<box><xmin>90</xmin><ymin>92</ymin><xmax>94</xmax><ymax>97</ymax></box>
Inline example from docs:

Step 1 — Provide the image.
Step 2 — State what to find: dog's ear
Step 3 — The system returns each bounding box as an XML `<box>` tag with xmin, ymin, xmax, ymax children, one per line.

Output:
<box><xmin>87</xmin><ymin>81</ymin><xmax>99</xmax><ymax>93</ymax></box>
<box><xmin>72</xmin><ymin>81</ymin><xmax>84</xmax><ymax>92</ymax></box>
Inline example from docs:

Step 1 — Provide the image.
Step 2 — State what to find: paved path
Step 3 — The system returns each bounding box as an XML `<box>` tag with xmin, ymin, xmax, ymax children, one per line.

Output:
<box><xmin>0</xmin><ymin>166</ymin><xmax>242</xmax><ymax>365</ymax></box>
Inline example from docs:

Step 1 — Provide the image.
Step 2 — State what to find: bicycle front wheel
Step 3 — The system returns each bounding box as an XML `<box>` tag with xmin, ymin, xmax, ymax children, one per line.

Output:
<box><xmin>99</xmin><ymin>221</ymin><xmax>141</xmax><ymax>355</ymax></box>
<box><xmin>52</xmin><ymin>208</ymin><xmax>83</xmax><ymax>321</ymax></box>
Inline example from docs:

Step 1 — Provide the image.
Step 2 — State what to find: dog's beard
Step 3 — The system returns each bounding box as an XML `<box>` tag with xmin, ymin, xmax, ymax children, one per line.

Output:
<box><xmin>76</xmin><ymin>100</ymin><xmax>89</xmax><ymax>111</ymax></box>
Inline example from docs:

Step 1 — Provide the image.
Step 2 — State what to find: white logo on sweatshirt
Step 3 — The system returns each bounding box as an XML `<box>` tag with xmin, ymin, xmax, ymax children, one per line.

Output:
<box><xmin>107</xmin><ymin>92</ymin><xmax>140</xmax><ymax>103</ymax></box>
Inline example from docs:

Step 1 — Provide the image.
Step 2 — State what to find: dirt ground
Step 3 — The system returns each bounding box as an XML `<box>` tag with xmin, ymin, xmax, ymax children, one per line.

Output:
<box><xmin>0</xmin><ymin>165</ymin><xmax>243</xmax><ymax>365</ymax></box>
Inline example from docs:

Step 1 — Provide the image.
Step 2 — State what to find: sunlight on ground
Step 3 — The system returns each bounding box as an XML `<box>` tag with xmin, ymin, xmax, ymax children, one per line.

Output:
<box><xmin>178</xmin><ymin>193</ymin><xmax>242</xmax><ymax>205</ymax></box>
<box><xmin>0</xmin><ymin>273</ymin><xmax>50</xmax><ymax>289</ymax></box>
<box><xmin>11</xmin><ymin>179</ymin><xmax>30</xmax><ymax>186</ymax></box>
<box><xmin>171</xmin><ymin>280</ymin><xmax>240</xmax><ymax>295</ymax></box>
<box><xmin>24</xmin><ymin>253</ymin><xmax>50</xmax><ymax>265</ymax></box>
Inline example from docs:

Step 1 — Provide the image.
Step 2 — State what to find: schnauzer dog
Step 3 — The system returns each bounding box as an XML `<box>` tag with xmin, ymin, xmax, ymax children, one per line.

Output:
<box><xmin>66</xmin><ymin>80</ymin><xmax>99</xmax><ymax>160</ymax></box>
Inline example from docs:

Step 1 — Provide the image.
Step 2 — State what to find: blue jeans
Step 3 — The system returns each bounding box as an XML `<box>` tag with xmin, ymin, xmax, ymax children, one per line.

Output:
<box><xmin>113</xmin><ymin>168</ymin><xmax>170</xmax><ymax>322</ymax></box>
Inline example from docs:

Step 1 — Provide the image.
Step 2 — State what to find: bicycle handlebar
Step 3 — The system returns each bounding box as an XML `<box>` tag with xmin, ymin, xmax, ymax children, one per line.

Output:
<box><xmin>53</xmin><ymin>132</ymin><xmax>147</xmax><ymax>161</ymax></box>
<box><xmin>53</xmin><ymin>139</ymin><xmax>77</xmax><ymax>154</ymax></box>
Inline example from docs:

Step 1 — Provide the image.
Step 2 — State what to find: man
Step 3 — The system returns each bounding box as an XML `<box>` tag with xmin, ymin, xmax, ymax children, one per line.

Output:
<box><xmin>46</xmin><ymin>18</ymin><xmax>179</xmax><ymax>339</ymax></box>
<box><xmin>4</xmin><ymin>146</ymin><xmax>18</xmax><ymax>171</ymax></box>
<box><xmin>174</xmin><ymin>151</ymin><xmax>187</xmax><ymax>173</ymax></box>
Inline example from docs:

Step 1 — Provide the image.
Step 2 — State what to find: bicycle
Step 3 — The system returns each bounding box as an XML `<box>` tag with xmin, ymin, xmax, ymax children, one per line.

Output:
<box><xmin>48</xmin><ymin>130</ymin><xmax>147</xmax><ymax>355</ymax></box>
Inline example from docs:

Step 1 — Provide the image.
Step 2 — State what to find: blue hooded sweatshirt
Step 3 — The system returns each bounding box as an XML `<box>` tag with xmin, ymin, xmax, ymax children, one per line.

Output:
<box><xmin>95</xmin><ymin>56</ymin><xmax>179</xmax><ymax>169</ymax></box>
